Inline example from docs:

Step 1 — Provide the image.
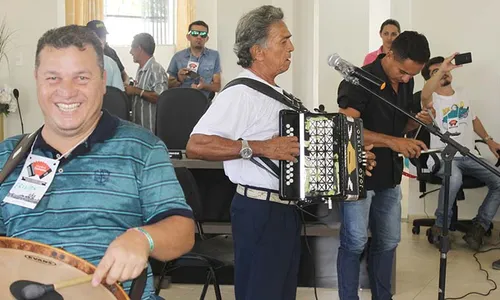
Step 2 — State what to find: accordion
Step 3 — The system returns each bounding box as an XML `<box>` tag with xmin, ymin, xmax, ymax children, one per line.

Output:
<box><xmin>279</xmin><ymin>110</ymin><xmax>366</xmax><ymax>203</ymax></box>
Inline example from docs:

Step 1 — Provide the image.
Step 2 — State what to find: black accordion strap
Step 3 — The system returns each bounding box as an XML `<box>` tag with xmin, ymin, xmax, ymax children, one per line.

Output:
<box><xmin>250</xmin><ymin>157</ymin><xmax>279</xmax><ymax>179</ymax></box>
<box><xmin>222</xmin><ymin>78</ymin><xmax>309</xmax><ymax>112</ymax></box>
<box><xmin>224</xmin><ymin>78</ymin><xmax>307</xmax><ymax>178</ymax></box>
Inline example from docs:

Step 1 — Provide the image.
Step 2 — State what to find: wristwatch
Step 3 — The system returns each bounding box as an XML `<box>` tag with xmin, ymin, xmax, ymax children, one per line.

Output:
<box><xmin>239</xmin><ymin>140</ymin><xmax>253</xmax><ymax>159</ymax></box>
<box><xmin>484</xmin><ymin>135</ymin><xmax>493</xmax><ymax>142</ymax></box>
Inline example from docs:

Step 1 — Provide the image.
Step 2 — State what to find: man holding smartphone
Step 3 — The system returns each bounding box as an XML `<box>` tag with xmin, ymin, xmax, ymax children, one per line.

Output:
<box><xmin>421</xmin><ymin>53</ymin><xmax>500</xmax><ymax>250</ymax></box>
<box><xmin>167</xmin><ymin>21</ymin><xmax>222</xmax><ymax>99</ymax></box>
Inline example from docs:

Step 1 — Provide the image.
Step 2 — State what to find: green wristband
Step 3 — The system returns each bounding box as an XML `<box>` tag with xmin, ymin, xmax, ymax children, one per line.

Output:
<box><xmin>134</xmin><ymin>227</ymin><xmax>154</xmax><ymax>253</ymax></box>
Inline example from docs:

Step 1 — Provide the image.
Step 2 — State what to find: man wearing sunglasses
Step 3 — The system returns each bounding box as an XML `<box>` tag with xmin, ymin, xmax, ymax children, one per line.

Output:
<box><xmin>167</xmin><ymin>21</ymin><xmax>222</xmax><ymax>99</ymax></box>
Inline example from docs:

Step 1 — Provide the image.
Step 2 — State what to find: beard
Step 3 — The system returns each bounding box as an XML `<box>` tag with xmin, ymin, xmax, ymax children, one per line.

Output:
<box><xmin>441</xmin><ymin>76</ymin><xmax>451</xmax><ymax>87</ymax></box>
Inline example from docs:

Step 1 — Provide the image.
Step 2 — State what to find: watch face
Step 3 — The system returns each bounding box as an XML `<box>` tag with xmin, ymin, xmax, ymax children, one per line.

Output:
<box><xmin>241</xmin><ymin>148</ymin><xmax>253</xmax><ymax>159</ymax></box>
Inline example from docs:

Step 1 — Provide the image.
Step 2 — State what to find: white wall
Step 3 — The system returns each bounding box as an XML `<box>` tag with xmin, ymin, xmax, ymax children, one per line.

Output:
<box><xmin>0</xmin><ymin>0</ymin><xmax>66</xmax><ymax>137</ymax></box>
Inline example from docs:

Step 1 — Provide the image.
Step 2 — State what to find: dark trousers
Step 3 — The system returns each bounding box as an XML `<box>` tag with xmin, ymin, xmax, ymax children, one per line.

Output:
<box><xmin>230</xmin><ymin>192</ymin><xmax>301</xmax><ymax>300</ymax></box>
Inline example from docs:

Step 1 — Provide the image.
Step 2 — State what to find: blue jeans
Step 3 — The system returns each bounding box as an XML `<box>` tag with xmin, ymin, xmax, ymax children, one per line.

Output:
<box><xmin>435</xmin><ymin>157</ymin><xmax>500</xmax><ymax>230</ymax></box>
<box><xmin>337</xmin><ymin>186</ymin><xmax>402</xmax><ymax>300</ymax></box>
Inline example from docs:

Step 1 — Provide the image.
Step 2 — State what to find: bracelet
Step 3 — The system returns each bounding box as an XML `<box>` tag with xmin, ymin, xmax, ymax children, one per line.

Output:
<box><xmin>132</xmin><ymin>227</ymin><xmax>154</xmax><ymax>253</ymax></box>
<box><xmin>139</xmin><ymin>90</ymin><xmax>145</xmax><ymax>98</ymax></box>
<box><xmin>484</xmin><ymin>135</ymin><xmax>493</xmax><ymax>142</ymax></box>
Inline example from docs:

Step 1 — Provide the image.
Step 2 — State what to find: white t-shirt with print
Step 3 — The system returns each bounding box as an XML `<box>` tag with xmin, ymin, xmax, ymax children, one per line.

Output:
<box><xmin>428</xmin><ymin>89</ymin><xmax>478</xmax><ymax>169</ymax></box>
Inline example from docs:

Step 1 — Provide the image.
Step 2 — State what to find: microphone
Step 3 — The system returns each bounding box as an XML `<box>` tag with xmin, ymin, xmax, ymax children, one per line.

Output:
<box><xmin>13</xmin><ymin>88</ymin><xmax>25</xmax><ymax>134</ymax></box>
<box><xmin>328</xmin><ymin>53</ymin><xmax>386</xmax><ymax>90</ymax></box>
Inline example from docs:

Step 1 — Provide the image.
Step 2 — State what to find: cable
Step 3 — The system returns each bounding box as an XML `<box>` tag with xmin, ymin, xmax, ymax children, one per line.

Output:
<box><xmin>444</xmin><ymin>240</ymin><xmax>500</xmax><ymax>300</ymax></box>
<box><xmin>423</xmin><ymin>195</ymin><xmax>430</xmax><ymax>219</ymax></box>
<box><xmin>299</xmin><ymin>209</ymin><xmax>319</xmax><ymax>300</ymax></box>
<box><xmin>295</xmin><ymin>202</ymin><xmax>332</xmax><ymax>219</ymax></box>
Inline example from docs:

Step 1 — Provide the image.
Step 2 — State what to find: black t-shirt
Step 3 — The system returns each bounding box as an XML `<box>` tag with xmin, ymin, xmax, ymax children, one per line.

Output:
<box><xmin>337</xmin><ymin>54</ymin><xmax>415</xmax><ymax>190</ymax></box>
<box><xmin>104</xmin><ymin>44</ymin><xmax>125</xmax><ymax>73</ymax></box>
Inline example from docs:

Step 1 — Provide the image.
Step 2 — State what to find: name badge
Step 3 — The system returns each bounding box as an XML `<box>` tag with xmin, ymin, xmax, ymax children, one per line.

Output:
<box><xmin>3</xmin><ymin>154</ymin><xmax>59</xmax><ymax>209</ymax></box>
<box><xmin>187</xmin><ymin>61</ymin><xmax>199</xmax><ymax>73</ymax></box>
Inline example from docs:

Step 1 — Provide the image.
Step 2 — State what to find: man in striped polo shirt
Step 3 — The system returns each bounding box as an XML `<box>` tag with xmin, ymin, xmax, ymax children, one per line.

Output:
<box><xmin>0</xmin><ymin>25</ymin><xmax>194</xmax><ymax>300</ymax></box>
<box><xmin>126</xmin><ymin>33</ymin><xmax>169</xmax><ymax>132</ymax></box>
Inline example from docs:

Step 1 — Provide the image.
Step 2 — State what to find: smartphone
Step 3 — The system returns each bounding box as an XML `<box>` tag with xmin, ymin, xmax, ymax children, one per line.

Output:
<box><xmin>187</xmin><ymin>70</ymin><xmax>200</xmax><ymax>79</ymax></box>
<box><xmin>454</xmin><ymin>52</ymin><xmax>472</xmax><ymax>65</ymax></box>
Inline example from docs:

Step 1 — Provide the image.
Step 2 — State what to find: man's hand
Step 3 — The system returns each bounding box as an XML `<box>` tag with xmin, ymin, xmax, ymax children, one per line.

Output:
<box><xmin>388</xmin><ymin>137</ymin><xmax>428</xmax><ymax>158</ymax></box>
<box><xmin>125</xmin><ymin>85</ymin><xmax>139</xmax><ymax>96</ymax></box>
<box><xmin>364</xmin><ymin>144</ymin><xmax>376</xmax><ymax>176</ymax></box>
<box><xmin>92</xmin><ymin>229</ymin><xmax>150</xmax><ymax>287</ymax></box>
<box><xmin>256</xmin><ymin>136</ymin><xmax>300</xmax><ymax>162</ymax></box>
<box><xmin>487</xmin><ymin>140</ymin><xmax>500</xmax><ymax>159</ymax></box>
<box><xmin>177</xmin><ymin>68</ymin><xmax>190</xmax><ymax>83</ymax></box>
<box><xmin>191</xmin><ymin>77</ymin><xmax>206</xmax><ymax>90</ymax></box>
<box><xmin>415</xmin><ymin>108</ymin><xmax>435</xmax><ymax>125</ymax></box>
<box><xmin>438</xmin><ymin>53</ymin><xmax>462</xmax><ymax>74</ymax></box>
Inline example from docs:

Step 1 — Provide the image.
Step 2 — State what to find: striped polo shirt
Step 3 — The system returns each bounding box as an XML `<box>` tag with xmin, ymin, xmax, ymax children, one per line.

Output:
<box><xmin>0</xmin><ymin>110</ymin><xmax>193</xmax><ymax>299</ymax></box>
<box><xmin>131</xmin><ymin>56</ymin><xmax>169</xmax><ymax>132</ymax></box>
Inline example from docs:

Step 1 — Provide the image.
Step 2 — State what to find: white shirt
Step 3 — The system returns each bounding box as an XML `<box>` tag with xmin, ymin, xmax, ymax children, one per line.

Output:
<box><xmin>103</xmin><ymin>55</ymin><xmax>124</xmax><ymax>91</ymax></box>
<box><xmin>191</xmin><ymin>69</ymin><xmax>290</xmax><ymax>190</ymax></box>
<box><xmin>428</xmin><ymin>89</ymin><xmax>478</xmax><ymax>168</ymax></box>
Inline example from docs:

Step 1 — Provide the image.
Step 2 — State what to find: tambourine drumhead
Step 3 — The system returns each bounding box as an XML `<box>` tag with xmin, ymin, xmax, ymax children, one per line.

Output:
<box><xmin>0</xmin><ymin>237</ymin><xmax>129</xmax><ymax>300</ymax></box>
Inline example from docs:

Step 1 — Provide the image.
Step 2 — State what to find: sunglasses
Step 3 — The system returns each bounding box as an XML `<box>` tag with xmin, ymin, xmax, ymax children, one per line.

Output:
<box><xmin>188</xmin><ymin>30</ymin><xmax>208</xmax><ymax>38</ymax></box>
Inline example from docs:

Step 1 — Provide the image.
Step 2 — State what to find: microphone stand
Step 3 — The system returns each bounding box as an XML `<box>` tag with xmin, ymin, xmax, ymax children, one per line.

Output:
<box><xmin>343</xmin><ymin>75</ymin><xmax>500</xmax><ymax>300</ymax></box>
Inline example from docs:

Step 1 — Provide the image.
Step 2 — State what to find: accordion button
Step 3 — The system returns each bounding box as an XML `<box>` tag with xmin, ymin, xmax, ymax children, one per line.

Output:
<box><xmin>290</xmin><ymin>167</ymin><xmax>294</xmax><ymax>172</ymax></box>
<box><xmin>290</xmin><ymin>128</ymin><xmax>294</xmax><ymax>132</ymax></box>
<box><xmin>289</xmin><ymin>179</ymin><xmax>294</xmax><ymax>183</ymax></box>
<box><xmin>286</xmin><ymin>124</ymin><xmax>290</xmax><ymax>128</ymax></box>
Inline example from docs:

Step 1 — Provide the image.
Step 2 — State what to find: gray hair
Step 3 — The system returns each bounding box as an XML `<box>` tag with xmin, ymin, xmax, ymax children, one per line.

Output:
<box><xmin>234</xmin><ymin>5</ymin><xmax>284</xmax><ymax>68</ymax></box>
<box><xmin>35</xmin><ymin>25</ymin><xmax>104</xmax><ymax>76</ymax></box>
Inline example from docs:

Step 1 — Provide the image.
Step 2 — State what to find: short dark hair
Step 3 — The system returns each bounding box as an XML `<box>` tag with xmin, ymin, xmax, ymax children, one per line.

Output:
<box><xmin>132</xmin><ymin>33</ymin><xmax>156</xmax><ymax>56</ymax></box>
<box><xmin>421</xmin><ymin>56</ymin><xmax>445</xmax><ymax>80</ymax></box>
<box><xmin>390</xmin><ymin>31</ymin><xmax>430</xmax><ymax>65</ymax></box>
<box><xmin>189</xmin><ymin>20</ymin><xmax>209</xmax><ymax>33</ymax></box>
<box><xmin>380</xmin><ymin>19</ymin><xmax>401</xmax><ymax>33</ymax></box>
<box><xmin>35</xmin><ymin>25</ymin><xmax>104</xmax><ymax>76</ymax></box>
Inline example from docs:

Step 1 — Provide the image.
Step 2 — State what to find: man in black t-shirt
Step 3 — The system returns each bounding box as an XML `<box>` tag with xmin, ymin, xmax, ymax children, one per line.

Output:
<box><xmin>336</xmin><ymin>31</ymin><xmax>433</xmax><ymax>300</ymax></box>
<box><xmin>87</xmin><ymin>20</ymin><xmax>129</xmax><ymax>82</ymax></box>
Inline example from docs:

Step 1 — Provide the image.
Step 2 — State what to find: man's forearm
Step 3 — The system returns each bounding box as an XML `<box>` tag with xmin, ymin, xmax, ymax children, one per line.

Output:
<box><xmin>144</xmin><ymin>216</ymin><xmax>195</xmax><ymax>261</ymax></box>
<box><xmin>139</xmin><ymin>90</ymin><xmax>159</xmax><ymax>104</ymax></box>
<box><xmin>186</xmin><ymin>134</ymin><xmax>271</xmax><ymax>161</ymax></box>
<box><xmin>421</xmin><ymin>70</ymin><xmax>443</xmax><ymax>106</ymax></box>
<box><xmin>404</xmin><ymin>119</ymin><xmax>420</xmax><ymax>133</ymax></box>
<box><xmin>364</xmin><ymin>129</ymin><xmax>396</xmax><ymax>148</ymax></box>
<box><xmin>473</xmin><ymin>118</ymin><xmax>490</xmax><ymax>140</ymax></box>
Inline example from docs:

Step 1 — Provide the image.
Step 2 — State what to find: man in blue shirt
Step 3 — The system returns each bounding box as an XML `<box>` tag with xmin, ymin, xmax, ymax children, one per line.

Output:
<box><xmin>167</xmin><ymin>20</ymin><xmax>222</xmax><ymax>99</ymax></box>
<box><xmin>0</xmin><ymin>25</ymin><xmax>194</xmax><ymax>300</ymax></box>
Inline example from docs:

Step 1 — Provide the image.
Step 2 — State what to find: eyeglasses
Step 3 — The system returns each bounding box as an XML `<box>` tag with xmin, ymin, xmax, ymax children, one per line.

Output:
<box><xmin>188</xmin><ymin>30</ymin><xmax>208</xmax><ymax>38</ymax></box>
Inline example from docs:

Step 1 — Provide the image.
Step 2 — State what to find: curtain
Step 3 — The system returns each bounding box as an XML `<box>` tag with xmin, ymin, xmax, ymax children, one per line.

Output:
<box><xmin>65</xmin><ymin>0</ymin><xmax>104</xmax><ymax>25</ymax></box>
<box><xmin>175</xmin><ymin>0</ymin><xmax>195</xmax><ymax>51</ymax></box>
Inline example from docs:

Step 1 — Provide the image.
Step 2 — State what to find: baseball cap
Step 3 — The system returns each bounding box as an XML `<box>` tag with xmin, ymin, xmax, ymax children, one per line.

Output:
<box><xmin>86</xmin><ymin>20</ymin><xmax>109</xmax><ymax>37</ymax></box>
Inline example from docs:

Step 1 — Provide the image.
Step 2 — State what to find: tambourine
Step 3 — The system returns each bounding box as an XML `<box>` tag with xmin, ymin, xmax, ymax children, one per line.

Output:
<box><xmin>0</xmin><ymin>237</ymin><xmax>130</xmax><ymax>299</ymax></box>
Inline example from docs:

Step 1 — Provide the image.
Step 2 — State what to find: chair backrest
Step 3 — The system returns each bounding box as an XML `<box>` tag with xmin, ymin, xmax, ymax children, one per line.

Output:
<box><xmin>174</xmin><ymin>167</ymin><xmax>203</xmax><ymax>221</ymax></box>
<box><xmin>103</xmin><ymin>86</ymin><xmax>131</xmax><ymax>121</ymax></box>
<box><xmin>156</xmin><ymin>88</ymin><xmax>209</xmax><ymax>149</ymax></box>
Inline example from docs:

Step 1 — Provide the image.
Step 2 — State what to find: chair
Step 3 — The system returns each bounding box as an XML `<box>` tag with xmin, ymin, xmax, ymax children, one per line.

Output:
<box><xmin>408</xmin><ymin>93</ymin><xmax>497</xmax><ymax>242</ymax></box>
<box><xmin>103</xmin><ymin>86</ymin><xmax>131</xmax><ymax>121</ymax></box>
<box><xmin>155</xmin><ymin>88</ymin><xmax>210</xmax><ymax>149</ymax></box>
<box><xmin>151</xmin><ymin>167</ymin><xmax>234</xmax><ymax>300</ymax></box>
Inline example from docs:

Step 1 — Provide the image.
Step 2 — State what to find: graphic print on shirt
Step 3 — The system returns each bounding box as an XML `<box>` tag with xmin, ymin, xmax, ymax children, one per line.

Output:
<box><xmin>441</xmin><ymin>101</ymin><xmax>469</xmax><ymax>134</ymax></box>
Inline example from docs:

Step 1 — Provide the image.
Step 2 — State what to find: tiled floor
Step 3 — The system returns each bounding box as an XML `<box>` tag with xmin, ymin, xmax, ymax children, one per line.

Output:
<box><xmin>160</xmin><ymin>222</ymin><xmax>500</xmax><ymax>299</ymax></box>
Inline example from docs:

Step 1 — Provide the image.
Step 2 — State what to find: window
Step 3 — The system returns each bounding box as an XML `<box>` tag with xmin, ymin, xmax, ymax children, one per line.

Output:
<box><xmin>104</xmin><ymin>0</ymin><xmax>175</xmax><ymax>46</ymax></box>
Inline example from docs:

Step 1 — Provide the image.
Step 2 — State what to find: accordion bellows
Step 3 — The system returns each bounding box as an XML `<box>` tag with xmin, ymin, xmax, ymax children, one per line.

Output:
<box><xmin>279</xmin><ymin>110</ymin><xmax>366</xmax><ymax>203</ymax></box>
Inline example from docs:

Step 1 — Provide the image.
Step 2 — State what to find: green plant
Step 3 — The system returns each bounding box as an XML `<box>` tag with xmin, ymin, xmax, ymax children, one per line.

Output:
<box><xmin>0</xmin><ymin>16</ymin><xmax>13</xmax><ymax>67</ymax></box>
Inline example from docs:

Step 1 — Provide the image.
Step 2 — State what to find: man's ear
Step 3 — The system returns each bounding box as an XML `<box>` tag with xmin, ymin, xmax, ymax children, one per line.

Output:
<box><xmin>250</xmin><ymin>44</ymin><xmax>264</xmax><ymax>62</ymax></box>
